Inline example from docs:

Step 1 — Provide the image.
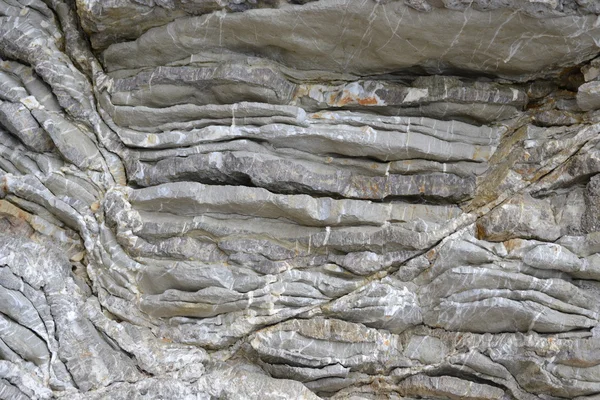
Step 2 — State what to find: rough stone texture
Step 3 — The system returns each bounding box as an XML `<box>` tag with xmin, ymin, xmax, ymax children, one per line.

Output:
<box><xmin>0</xmin><ymin>0</ymin><xmax>599</xmax><ymax>398</ymax></box>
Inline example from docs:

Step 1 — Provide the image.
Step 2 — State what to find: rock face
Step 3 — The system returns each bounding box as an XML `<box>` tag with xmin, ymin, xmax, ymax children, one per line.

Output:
<box><xmin>0</xmin><ymin>0</ymin><xmax>600</xmax><ymax>398</ymax></box>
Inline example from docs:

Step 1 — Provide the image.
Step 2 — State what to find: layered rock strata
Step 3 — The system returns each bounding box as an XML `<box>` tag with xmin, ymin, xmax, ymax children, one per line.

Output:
<box><xmin>0</xmin><ymin>0</ymin><xmax>600</xmax><ymax>398</ymax></box>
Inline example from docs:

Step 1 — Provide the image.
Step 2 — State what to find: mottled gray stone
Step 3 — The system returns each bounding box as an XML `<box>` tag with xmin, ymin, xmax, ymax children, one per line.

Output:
<box><xmin>0</xmin><ymin>0</ymin><xmax>600</xmax><ymax>398</ymax></box>
<box><xmin>101</xmin><ymin>0</ymin><xmax>600</xmax><ymax>79</ymax></box>
<box><xmin>583</xmin><ymin>174</ymin><xmax>600</xmax><ymax>233</ymax></box>
<box><xmin>578</xmin><ymin>81</ymin><xmax>600</xmax><ymax>111</ymax></box>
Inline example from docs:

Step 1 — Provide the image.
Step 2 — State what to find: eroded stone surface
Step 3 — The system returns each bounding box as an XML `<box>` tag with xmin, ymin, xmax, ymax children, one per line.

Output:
<box><xmin>0</xmin><ymin>0</ymin><xmax>599</xmax><ymax>398</ymax></box>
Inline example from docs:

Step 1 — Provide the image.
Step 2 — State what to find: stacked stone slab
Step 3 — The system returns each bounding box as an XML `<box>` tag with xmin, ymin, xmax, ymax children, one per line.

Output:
<box><xmin>0</xmin><ymin>0</ymin><xmax>599</xmax><ymax>398</ymax></box>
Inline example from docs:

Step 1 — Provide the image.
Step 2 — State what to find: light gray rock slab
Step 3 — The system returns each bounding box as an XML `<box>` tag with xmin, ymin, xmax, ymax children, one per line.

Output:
<box><xmin>102</xmin><ymin>0</ymin><xmax>600</xmax><ymax>79</ymax></box>
<box><xmin>578</xmin><ymin>81</ymin><xmax>600</xmax><ymax>111</ymax></box>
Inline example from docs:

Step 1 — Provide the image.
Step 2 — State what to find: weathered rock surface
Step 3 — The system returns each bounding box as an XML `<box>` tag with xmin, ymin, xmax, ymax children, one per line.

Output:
<box><xmin>0</xmin><ymin>0</ymin><xmax>599</xmax><ymax>398</ymax></box>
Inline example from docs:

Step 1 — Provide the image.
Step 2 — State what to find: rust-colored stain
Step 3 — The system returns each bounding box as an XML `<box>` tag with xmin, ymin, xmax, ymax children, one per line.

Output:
<box><xmin>475</xmin><ymin>221</ymin><xmax>487</xmax><ymax>240</ymax></box>
<box><xmin>0</xmin><ymin>200</ymin><xmax>30</xmax><ymax>221</ymax></box>
<box><xmin>419</xmin><ymin>184</ymin><xmax>426</xmax><ymax>194</ymax></box>
<box><xmin>337</xmin><ymin>96</ymin><xmax>353</xmax><ymax>106</ymax></box>
<box><xmin>357</xmin><ymin>96</ymin><xmax>378</xmax><ymax>105</ymax></box>
<box><xmin>329</xmin><ymin>90</ymin><xmax>380</xmax><ymax>107</ymax></box>
<box><xmin>503</xmin><ymin>238</ymin><xmax>521</xmax><ymax>253</ymax></box>
<box><xmin>329</xmin><ymin>91</ymin><xmax>353</xmax><ymax>106</ymax></box>
<box><xmin>425</xmin><ymin>248</ymin><xmax>436</xmax><ymax>261</ymax></box>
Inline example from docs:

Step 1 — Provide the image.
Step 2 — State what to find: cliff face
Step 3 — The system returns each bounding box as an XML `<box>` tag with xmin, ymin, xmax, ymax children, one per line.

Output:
<box><xmin>1</xmin><ymin>0</ymin><xmax>600</xmax><ymax>398</ymax></box>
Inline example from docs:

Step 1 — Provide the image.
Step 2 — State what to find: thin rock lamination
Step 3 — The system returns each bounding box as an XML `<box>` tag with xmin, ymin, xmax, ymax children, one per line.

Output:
<box><xmin>0</xmin><ymin>0</ymin><xmax>599</xmax><ymax>398</ymax></box>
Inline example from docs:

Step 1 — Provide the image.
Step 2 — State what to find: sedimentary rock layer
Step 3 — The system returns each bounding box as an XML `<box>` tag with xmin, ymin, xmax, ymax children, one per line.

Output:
<box><xmin>0</xmin><ymin>0</ymin><xmax>599</xmax><ymax>398</ymax></box>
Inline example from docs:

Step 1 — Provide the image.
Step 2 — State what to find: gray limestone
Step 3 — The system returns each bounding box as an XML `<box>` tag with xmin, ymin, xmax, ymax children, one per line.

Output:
<box><xmin>0</xmin><ymin>0</ymin><xmax>600</xmax><ymax>398</ymax></box>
